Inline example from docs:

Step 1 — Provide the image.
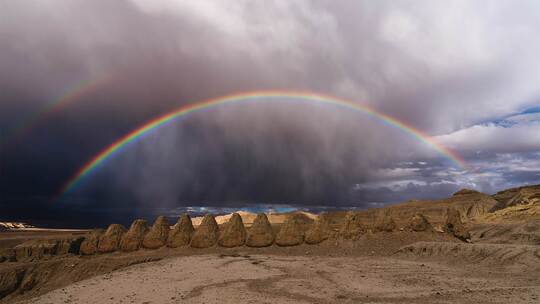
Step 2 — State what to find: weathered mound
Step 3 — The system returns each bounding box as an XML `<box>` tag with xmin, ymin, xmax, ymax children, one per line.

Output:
<box><xmin>11</xmin><ymin>238</ymin><xmax>84</xmax><ymax>261</ymax></box>
<box><xmin>57</xmin><ymin>238</ymin><xmax>84</xmax><ymax>256</ymax></box>
<box><xmin>0</xmin><ymin>249</ymin><xmax>16</xmax><ymax>263</ymax></box>
<box><xmin>445</xmin><ymin>208</ymin><xmax>470</xmax><ymax>241</ymax></box>
<box><xmin>246</xmin><ymin>213</ymin><xmax>275</xmax><ymax>247</ymax></box>
<box><xmin>120</xmin><ymin>219</ymin><xmax>149</xmax><ymax>252</ymax></box>
<box><xmin>14</xmin><ymin>240</ymin><xmax>59</xmax><ymax>261</ymax></box>
<box><xmin>167</xmin><ymin>214</ymin><xmax>194</xmax><ymax>248</ymax></box>
<box><xmin>305</xmin><ymin>215</ymin><xmax>331</xmax><ymax>244</ymax></box>
<box><xmin>396</xmin><ymin>241</ymin><xmax>540</xmax><ymax>270</ymax></box>
<box><xmin>491</xmin><ymin>184</ymin><xmax>540</xmax><ymax>214</ymax></box>
<box><xmin>142</xmin><ymin>216</ymin><xmax>170</xmax><ymax>249</ymax></box>
<box><xmin>286</xmin><ymin>212</ymin><xmax>316</xmax><ymax>225</ymax></box>
<box><xmin>80</xmin><ymin>229</ymin><xmax>104</xmax><ymax>255</ymax></box>
<box><xmin>340</xmin><ymin>212</ymin><xmax>367</xmax><ymax>239</ymax></box>
<box><xmin>276</xmin><ymin>217</ymin><xmax>304</xmax><ymax>246</ymax></box>
<box><xmin>374</xmin><ymin>212</ymin><xmax>397</xmax><ymax>232</ymax></box>
<box><xmin>408</xmin><ymin>214</ymin><xmax>432</xmax><ymax>232</ymax></box>
<box><xmin>384</xmin><ymin>190</ymin><xmax>498</xmax><ymax>226</ymax></box>
<box><xmin>192</xmin><ymin>211</ymin><xmax>258</xmax><ymax>226</ymax></box>
<box><xmin>190</xmin><ymin>214</ymin><xmax>219</xmax><ymax>248</ymax></box>
<box><xmin>0</xmin><ymin>268</ymin><xmax>24</xmax><ymax>298</ymax></box>
<box><xmin>453</xmin><ymin>188</ymin><xmax>481</xmax><ymax>196</ymax></box>
<box><xmin>98</xmin><ymin>224</ymin><xmax>127</xmax><ymax>253</ymax></box>
<box><xmin>472</xmin><ymin>220</ymin><xmax>540</xmax><ymax>245</ymax></box>
<box><xmin>218</xmin><ymin>213</ymin><xmax>247</xmax><ymax>248</ymax></box>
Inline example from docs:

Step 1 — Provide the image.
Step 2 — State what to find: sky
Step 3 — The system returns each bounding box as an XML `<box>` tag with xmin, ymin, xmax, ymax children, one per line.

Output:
<box><xmin>1</xmin><ymin>1</ymin><xmax>540</xmax><ymax>227</ymax></box>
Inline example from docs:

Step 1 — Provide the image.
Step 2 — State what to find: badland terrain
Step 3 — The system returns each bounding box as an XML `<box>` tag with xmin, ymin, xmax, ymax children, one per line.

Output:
<box><xmin>0</xmin><ymin>184</ymin><xmax>539</xmax><ymax>303</ymax></box>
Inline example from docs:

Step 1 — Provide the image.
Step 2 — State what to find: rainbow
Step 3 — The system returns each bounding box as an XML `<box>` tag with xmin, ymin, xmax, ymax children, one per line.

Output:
<box><xmin>61</xmin><ymin>90</ymin><xmax>468</xmax><ymax>195</ymax></box>
<box><xmin>1</xmin><ymin>75</ymin><xmax>111</xmax><ymax>147</ymax></box>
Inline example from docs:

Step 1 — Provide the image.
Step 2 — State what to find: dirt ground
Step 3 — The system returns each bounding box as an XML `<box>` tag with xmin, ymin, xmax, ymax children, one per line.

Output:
<box><xmin>1</xmin><ymin>229</ymin><xmax>538</xmax><ymax>304</ymax></box>
<box><xmin>19</xmin><ymin>252</ymin><xmax>540</xmax><ymax>304</ymax></box>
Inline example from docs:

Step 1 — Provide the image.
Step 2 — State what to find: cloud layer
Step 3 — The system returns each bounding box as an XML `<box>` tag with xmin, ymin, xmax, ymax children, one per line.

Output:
<box><xmin>1</xmin><ymin>1</ymin><xmax>540</xmax><ymax>223</ymax></box>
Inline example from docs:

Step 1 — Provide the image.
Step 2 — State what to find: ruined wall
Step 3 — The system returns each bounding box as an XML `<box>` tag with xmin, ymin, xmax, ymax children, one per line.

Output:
<box><xmin>0</xmin><ymin>210</ymin><xmax>467</xmax><ymax>264</ymax></box>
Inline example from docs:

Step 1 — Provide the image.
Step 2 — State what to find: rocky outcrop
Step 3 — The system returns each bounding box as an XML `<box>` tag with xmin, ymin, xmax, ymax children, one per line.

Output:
<box><xmin>0</xmin><ymin>268</ymin><xmax>25</xmax><ymax>298</ymax></box>
<box><xmin>472</xmin><ymin>220</ymin><xmax>540</xmax><ymax>245</ymax></box>
<box><xmin>374</xmin><ymin>212</ymin><xmax>397</xmax><ymax>232</ymax></box>
<box><xmin>408</xmin><ymin>214</ymin><xmax>432</xmax><ymax>232</ymax></box>
<box><xmin>142</xmin><ymin>216</ymin><xmax>170</xmax><ymax>249</ymax></box>
<box><xmin>167</xmin><ymin>214</ymin><xmax>194</xmax><ymax>248</ymax></box>
<box><xmin>0</xmin><ymin>249</ymin><xmax>16</xmax><ymax>263</ymax></box>
<box><xmin>445</xmin><ymin>208</ymin><xmax>470</xmax><ymax>241</ymax></box>
<box><xmin>305</xmin><ymin>215</ymin><xmax>330</xmax><ymax>245</ymax></box>
<box><xmin>246</xmin><ymin>213</ymin><xmax>275</xmax><ymax>247</ymax></box>
<box><xmin>276</xmin><ymin>217</ymin><xmax>304</xmax><ymax>246</ymax></box>
<box><xmin>453</xmin><ymin>188</ymin><xmax>482</xmax><ymax>196</ymax></box>
<box><xmin>57</xmin><ymin>237</ymin><xmax>84</xmax><ymax>255</ymax></box>
<box><xmin>98</xmin><ymin>224</ymin><xmax>127</xmax><ymax>253</ymax></box>
<box><xmin>340</xmin><ymin>212</ymin><xmax>367</xmax><ymax>239</ymax></box>
<box><xmin>218</xmin><ymin>213</ymin><xmax>246</xmax><ymax>248</ymax></box>
<box><xmin>120</xmin><ymin>219</ymin><xmax>149</xmax><ymax>252</ymax></box>
<box><xmin>384</xmin><ymin>189</ymin><xmax>498</xmax><ymax>226</ymax></box>
<box><xmin>80</xmin><ymin>229</ymin><xmax>104</xmax><ymax>255</ymax></box>
<box><xmin>13</xmin><ymin>240</ymin><xmax>58</xmax><ymax>261</ymax></box>
<box><xmin>11</xmin><ymin>237</ymin><xmax>85</xmax><ymax>261</ymax></box>
<box><xmin>493</xmin><ymin>185</ymin><xmax>540</xmax><ymax>211</ymax></box>
<box><xmin>191</xmin><ymin>214</ymin><xmax>219</xmax><ymax>248</ymax></box>
<box><xmin>492</xmin><ymin>184</ymin><xmax>540</xmax><ymax>210</ymax></box>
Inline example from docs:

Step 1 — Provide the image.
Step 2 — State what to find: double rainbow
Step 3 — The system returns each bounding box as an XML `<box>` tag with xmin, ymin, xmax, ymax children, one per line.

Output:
<box><xmin>60</xmin><ymin>90</ymin><xmax>467</xmax><ymax>195</ymax></box>
<box><xmin>1</xmin><ymin>75</ymin><xmax>111</xmax><ymax>147</ymax></box>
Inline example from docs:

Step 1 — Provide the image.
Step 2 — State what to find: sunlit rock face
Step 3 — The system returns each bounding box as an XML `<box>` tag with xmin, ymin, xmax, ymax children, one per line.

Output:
<box><xmin>142</xmin><ymin>216</ymin><xmax>170</xmax><ymax>249</ymax></box>
<box><xmin>121</xmin><ymin>219</ymin><xmax>149</xmax><ymax>252</ymax></box>
<box><xmin>445</xmin><ymin>208</ymin><xmax>470</xmax><ymax>241</ymax></box>
<box><xmin>408</xmin><ymin>214</ymin><xmax>432</xmax><ymax>232</ymax></box>
<box><xmin>276</xmin><ymin>216</ymin><xmax>304</xmax><ymax>247</ymax></box>
<box><xmin>167</xmin><ymin>214</ymin><xmax>194</xmax><ymax>248</ymax></box>
<box><xmin>190</xmin><ymin>214</ymin><xmax>219</xmax><ymax>248</ymax></box>
<box><xmin>80</xmin><ymin>229</ymin><xmax>104</xmax><ymax>255</ymax></box>
<box><xmin>218</xmin><ymin>213</ymin><xmax>247</xmax><ymax>248</ymax></box>
<box><xmin>305</xmin><ymin>215</ymin><xmax>331</xmax><ymax>245</ymax></box>
<box><xmin>98</xmin><ymin>224</ymin><xmax>127</xmax><ymax>253</ymax></box>
<box><xmin>246</xmin><ymin>213</ymin><xmax>275</xmax><ymax>248</ymax></box>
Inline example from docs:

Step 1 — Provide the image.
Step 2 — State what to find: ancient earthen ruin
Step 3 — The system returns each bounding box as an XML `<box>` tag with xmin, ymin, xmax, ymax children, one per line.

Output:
<box><xmin>98</xmin><ymin>224</ymin><xmax>127</xmax><ymax>253</ymax></box>
<box><xmin>218</xmin><ymin>213</ymin><xmax>247</xmax><ymax>248</ymax></box>
<box><xmin>246</xmin><ymin>213</ymin><xmax>275</xmax><ymax>247</ymax></box>
<box><xmin>190</xmin><ymin>214</ymin><xmax>219</xmax><ymax>248</ymax></box>
<box><xmin>142</xmin><ymin>216</ymin><xmax>170</xmax><ymax>249</ymax></box>
<box><xmin>120</xmin><ymin>219</ymin><xmax>149</xmax><ymax>252</ymax></box>
<box><xmin>167</xmin><ymin>214</ymin><xmax>194</xmax><ymax>248</ymax></box>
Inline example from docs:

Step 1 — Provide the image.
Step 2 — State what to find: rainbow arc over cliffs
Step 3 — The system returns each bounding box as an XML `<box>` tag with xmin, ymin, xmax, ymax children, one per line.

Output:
<box><xmin>61</xmin><ymin>90</ymin><xmax>468</xmax><ymax>195</ymax></box>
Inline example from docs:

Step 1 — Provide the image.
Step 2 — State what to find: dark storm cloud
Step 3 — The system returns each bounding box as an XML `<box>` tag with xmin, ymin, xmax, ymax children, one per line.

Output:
<box><xmin>2</xmin><ymin>1</ymin><xmax>540</xmax><ymax>226</ymax></box>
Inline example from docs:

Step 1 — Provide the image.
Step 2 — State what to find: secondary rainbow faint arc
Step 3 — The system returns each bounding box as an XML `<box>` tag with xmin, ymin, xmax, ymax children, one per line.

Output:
<box><xmin>1</xmin><ymin>75</ymin><xmax>112</xmax><ymax>147</ymax></box>
<box><xmin>61</xmin><ymin>90</ymin><xmax>468</xmax><ymax>195</ymax></box>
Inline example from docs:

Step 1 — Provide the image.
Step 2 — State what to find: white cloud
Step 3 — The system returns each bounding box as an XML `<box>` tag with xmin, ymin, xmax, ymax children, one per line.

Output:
<box><xmin>128</xmin><ymin>0</ymin><xmax>342</xmax><ymax>70</ymax></box>
<box><xmin>437</xmin><ymin>123</ymin><xmax>540</xmax><ymax>153</ymax></box>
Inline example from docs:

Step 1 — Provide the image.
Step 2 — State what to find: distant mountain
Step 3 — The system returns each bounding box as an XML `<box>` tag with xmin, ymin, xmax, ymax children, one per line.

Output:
<box><xmin>0</xmin><ymin>221</ymin><xmax>35</xmax><ymax>230</ymax></box>
<box><xmin>190</xmin><ymin>210</ymin><xmax>317</xmax><ymax>226</ymax></box>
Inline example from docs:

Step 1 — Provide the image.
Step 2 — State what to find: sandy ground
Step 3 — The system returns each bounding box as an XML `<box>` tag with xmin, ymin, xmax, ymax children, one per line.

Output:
<box><xmin>21</xmin><ymin>253</ymin><xmax>540</xmax><ymax>304</ymax></box>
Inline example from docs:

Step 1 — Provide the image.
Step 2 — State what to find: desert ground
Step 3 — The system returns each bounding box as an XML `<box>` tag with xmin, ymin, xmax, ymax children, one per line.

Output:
<box><xmin>22</xmin><ymin>252</ymin><xmax>540</xmax><ymax>304</ymax></box>
<box><xmin>1</xmin><ymin>185</ymin><xmax>539</xmax><ymax>303</ymax></box>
